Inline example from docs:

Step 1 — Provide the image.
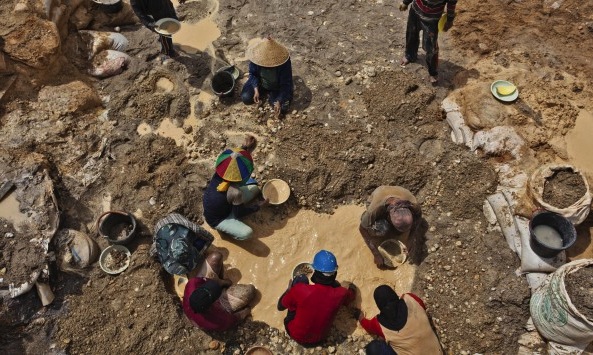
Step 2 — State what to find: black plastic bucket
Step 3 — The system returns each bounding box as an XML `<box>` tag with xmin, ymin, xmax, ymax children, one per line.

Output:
<box><xmin>92</xmin><ymin>0</ymin><xmax>123</xmax><ymax>13</ymax></box>
<box><xmin>97</xmin><ymin>211</ymin><xmax>137</xmax><ymax>245</ymax></box>
<box><xmin>529</xmin><ymin>211</ymin><xmax>576</xmax><ymax>258</ymax></box>
<box><xmin>211</xmin><ymin>71</ymin><xmax>235</xmax><ymax>97</ymax></box>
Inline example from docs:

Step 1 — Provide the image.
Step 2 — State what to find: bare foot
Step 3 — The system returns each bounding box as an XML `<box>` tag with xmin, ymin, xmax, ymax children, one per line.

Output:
<box><xmin>400</xmin><ymin>57</ymin><xmax>410</xmax><ymax>67</ymax></box>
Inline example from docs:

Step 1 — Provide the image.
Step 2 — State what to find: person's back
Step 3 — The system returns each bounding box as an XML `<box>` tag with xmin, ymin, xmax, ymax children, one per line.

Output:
<box><xmin>281</xmin><ymin>281</ymin><xmax>354</xmax><ymax>344</ymax></box>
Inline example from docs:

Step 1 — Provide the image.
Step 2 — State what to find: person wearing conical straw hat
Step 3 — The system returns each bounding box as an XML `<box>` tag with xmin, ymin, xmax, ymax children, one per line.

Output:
<box><xmin>241</xmin><ymin>36</ymin><xmax>293</xmax><ymax>118</ymax></box>
<box><xmin>202</xmin><ymin>135</ymin><xmax>268</xmax><ymax>241</ymax></box>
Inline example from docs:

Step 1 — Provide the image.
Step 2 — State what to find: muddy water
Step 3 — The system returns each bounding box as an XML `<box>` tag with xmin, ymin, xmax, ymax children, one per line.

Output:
<box><xmin>171</xmin><ymin>0</ymin><xmax>221</xmax><ymax>54</ymax></box>
<box><xmin>155</xmin><ymin>77</ymin><xmax>174</xmax><ymax>92</ymax></box>
<box><xmin>567</xmin><ymin>110</ymin><xmax>593</xmax><ymax>178</ymax></box>
<box><xmin>0</xmin><ymin>192</ymin><xmax>28</xmax><ymax>227</ymax></box>
<box><xmin>205</xmin><ymin>205</ymin><xmax>416</xmax><ymax>332</ymax></box>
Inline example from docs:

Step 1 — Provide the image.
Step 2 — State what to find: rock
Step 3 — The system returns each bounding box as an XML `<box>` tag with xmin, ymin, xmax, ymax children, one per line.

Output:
<box><xmin>334</xmin><ymin>70</ymin><xmax>342</xmax><ymax>77</ymax></box>
<box><xmin>208</xmin><ymin>340</ymin><xmax>219</xmax><ymax>350</ymax></box>
<box><xmin>328</xmin><ymin>346</ymin><xmax>336</xmax><ymax>353</ymax></box>
<box><xmin>345</xmin><ymin>77</ymin><xmax>353</xmax><ymax>85</ymax></box>
<box><xmin>3</xmin><ymin>16</ymin><xmax>60</xmax><ymax>69</ymax></box>
<box><xmin>5</xmin><ymin>232</ymin><xmax>14</xmax><ymax>238</ymax></box>
<box><xmin>149</xmin><ymin>197</ymin><xmax>157</xmax><ymax>205</ymax></box>
<box><xmin>455</xmin><ymin>241</ymin><xmax>462</xmax><ymax>247</ymax></box>
<box><xmin>38</xmin><ymin>81</ymin><xmax>102</xmax><ymax>116</ymax></box>
<box><xmin>183</xmin><ymin>126</ymin><xmax>193</xmax><ymax>134</ymax></box>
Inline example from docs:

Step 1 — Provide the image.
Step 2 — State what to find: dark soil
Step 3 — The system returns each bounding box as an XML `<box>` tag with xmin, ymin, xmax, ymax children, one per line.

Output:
<box><xmin>565</xmin><ymin>265</ymin><xmax>593</xmax><ymax>321</ymax></box>
<box><xmin>0</xmin><ymin>219</ymin><xmax>46</xmax><ymax>285</ymax></box>
<box><xmin>104</xmin><ymin>249</ymin><xmax>128</xmax><ymax>270</ymax></box>
<box><xmin>543</xmin><ymin>169</ymin><xmax>587</xmax><ymax>209</ymax></box>
<box><xmin>107</xmin><ymin>222</ymin><xmax>133</xmax><ymax>241</ymax></box>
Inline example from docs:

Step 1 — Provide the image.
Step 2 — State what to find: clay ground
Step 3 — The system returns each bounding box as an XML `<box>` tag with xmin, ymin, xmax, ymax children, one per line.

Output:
<box><xmin>1</xmin><ymin>0</ymin><xmax>593</xmax><ymax>354</ymax></box>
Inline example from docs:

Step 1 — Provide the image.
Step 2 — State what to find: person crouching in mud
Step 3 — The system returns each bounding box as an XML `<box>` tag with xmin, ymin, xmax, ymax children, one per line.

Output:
<box><xmin>277</xmin><ymin>250</ymin><xmax>356</xmax><ymax>346</ymax></box>
<box><xmin>359</xmin><ymin>185</ymin><xmax>422</xmax><ymax>268</ymax></box>
<box><xmin>241</xmin><ymin>36</ymin><xmax>293</xmax><ymax>118</ymax></box>
<box><xmin>202</xmin><ymin>135</ymin><xmax>268</xmax><ymax>241</ymax></box>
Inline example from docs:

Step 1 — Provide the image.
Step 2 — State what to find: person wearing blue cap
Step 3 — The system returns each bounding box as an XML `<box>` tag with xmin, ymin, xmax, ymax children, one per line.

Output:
<box><xmin>277</xmin><ymin>250</ymin><xmax>356</xmax><ymax>345</ymax></box>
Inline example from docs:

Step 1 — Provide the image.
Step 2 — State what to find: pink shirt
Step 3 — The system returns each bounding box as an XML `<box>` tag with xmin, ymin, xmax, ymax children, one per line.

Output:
<box><xmin>182</xmin><ymin>277</ymin><xmax>238</xmax><ymax>331</ymax></box>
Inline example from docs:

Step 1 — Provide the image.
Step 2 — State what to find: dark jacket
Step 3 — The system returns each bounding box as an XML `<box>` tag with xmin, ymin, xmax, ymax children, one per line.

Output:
<box><xmin>202</xmin><ymin>174</ymin><xmax>260</xmax><ymax>227</ymax></box>
<box><xmin>130</xmin><ymin>0</ymin><xmax>178</xmax><ymax>27</ymax></box>
<box><xmin>246</xmin><ymin>59</ymin><xmax>293</xmax><ymax>104</ymax></box>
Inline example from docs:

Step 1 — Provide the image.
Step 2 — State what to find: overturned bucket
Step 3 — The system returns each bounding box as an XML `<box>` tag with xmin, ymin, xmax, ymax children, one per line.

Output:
<box><xmin>97</xmin><ymin>211</ymin><xmax>137</xmax><ymax>245</ymax></box>
<box><xmin>211</xmin><ymin>71</ymin><xmax>235</xmax><ymax>97</ymax></box>
<box><xmin>529</xmin><ymin>211</ymin><xmax>576</xmax><ymax>258</ymax></box>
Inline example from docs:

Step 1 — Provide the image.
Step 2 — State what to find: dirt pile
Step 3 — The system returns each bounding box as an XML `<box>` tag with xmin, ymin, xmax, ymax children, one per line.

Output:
<box><xmin>2</xmin><ymin>0</ymin><xmax>593</xmax><ymax>353</ymax></box>
<box><xmin>543</xmin><ymin>168</ymin><xmax>587</xmax><ymax>209</ymax></box>
<box><xmin>565</xmin><ymin>265</ymin><xmax>593</xmax><ymax>321</ymax></box>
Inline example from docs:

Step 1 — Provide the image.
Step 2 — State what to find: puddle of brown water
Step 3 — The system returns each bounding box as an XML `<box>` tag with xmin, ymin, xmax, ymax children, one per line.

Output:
<box><xmin>0</xmin><ymin>192</ymin><xmax>28</xmax><ymax>227</ymax></box>
<box><xmin>567</xmin><ymin>110</ymin><xmax>593</xmax><ymax>178</ymax></box>
<box><xmin>175</xmin><ymin>19</ymin><xmax>221</xmax><ymax>54</ymax></box>
<box><xmin>155</xmin><ymin>77</ymin><xmax>174</xmax><ymax>92</ymax></box>
<box><xmin>205</xmin><ymin>205</ymin><xmax>417</xmax><ymax>332</ymax></box>
<box><xmin>136</xmin><ymin>122</ymin><xmax>152</xmax><ymax>136</ymax></box>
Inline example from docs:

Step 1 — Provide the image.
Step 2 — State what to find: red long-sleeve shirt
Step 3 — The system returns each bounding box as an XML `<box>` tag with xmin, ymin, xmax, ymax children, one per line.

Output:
<box><xmin>281</xmin><ymin>283</ymin><xmax>355</xmax><ymax>344</ymax></box>
<box><xmin>360</xmin><ymin>293</ymin><xmax>426</xmax><ymax>337</ymax></box>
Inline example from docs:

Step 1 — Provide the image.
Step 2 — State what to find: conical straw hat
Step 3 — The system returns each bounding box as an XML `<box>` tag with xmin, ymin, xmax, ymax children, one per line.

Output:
<box><xmin>247</xmin><ymin>37</ymin><xmax>290</xmax><ymax>67</ymax></box>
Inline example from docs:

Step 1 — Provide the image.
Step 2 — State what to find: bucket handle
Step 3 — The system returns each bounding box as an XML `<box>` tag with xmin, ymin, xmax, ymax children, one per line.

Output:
<box><xmin>96</xmin><ymin>210</ymin><xmax>130</xmax><ymax>236</ymax></box>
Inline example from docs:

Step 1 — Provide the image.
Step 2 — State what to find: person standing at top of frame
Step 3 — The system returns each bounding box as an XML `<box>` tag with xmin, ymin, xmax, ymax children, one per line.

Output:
<box><xmin>398</xmin><ymin>0</ymin><xmax>457</xmax><ymax>84</ymax></box>
<box><xmin>130</xmin><ymin>0</ymin><xmax>185</xmax><ymax>58</ymax></box>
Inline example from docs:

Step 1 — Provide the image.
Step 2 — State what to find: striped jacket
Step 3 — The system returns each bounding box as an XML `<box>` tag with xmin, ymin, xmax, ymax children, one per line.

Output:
<box><xmin>403</xmin><ymin>0</ymin><xmax>457</xmax><ymax>22</ymax></box>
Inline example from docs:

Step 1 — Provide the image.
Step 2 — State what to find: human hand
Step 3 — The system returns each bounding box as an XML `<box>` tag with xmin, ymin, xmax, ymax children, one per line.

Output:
<box><xmin>273</xmin><ymin>101</ymin><xmax>281</xmax><ymax>118</ymax></box>
<box><xmin>258</xmin><ymin>198</ymin><xmax>270</xmax><ymax>207</ymax></box>
<box><xmin>374</xmin><ymin>253</ymin><xmax>385</xmax><ymax>268</ymax></box>
<box><xmin>399</xmin><ymin>3</ymin><xmax>408</xmax><ymax>11</ymax></box>
<box><xmin>253</xmin><ymin>88</ymin><xmax>260</xmax><ymax>104</ymax></box>
<box><xmin>347</xmin><ymin>282</ymin><xmax>358</xmax><ymax>293</ymax></box>
<box><xmin>352</xmin><ymin>308</ymin><xmax>364</xmax><ymax>321</ymax></box>
<box><xmin>236</xmin><ymin>307</ymin><xmax>251</xmax><ymax>320</ymax></box>
<box><xmin>242</xmin><ymin>134</ymin><xmax>257</xmax><ymax>152</ymax></box>
<box><xmin>443</xmin><ymin>20</ymin><xmax>453</xmax><ymax>32</ymax></box>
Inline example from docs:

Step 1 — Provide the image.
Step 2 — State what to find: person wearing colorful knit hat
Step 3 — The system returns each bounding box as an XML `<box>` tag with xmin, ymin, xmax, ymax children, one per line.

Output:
<box><xmin>358</xmin><ymin>285</ymin><xmax>443</xmax><ymax>354</ymax></box>
<box><xmin>359</xmin><ymin>186</ymin><xmax>422</xmax><ymax>268</ymax></box>
<box><xmin>277</xmin><ymin>250</ymin><xmax>356</xmax><ymax>345</ymax></box>
<box><xmin>399</xmin><ymin>0</ymin><xmax>457</xmax><ymax>84</ymax></box>
<box><xmin>202</xmin><ymin>134</ymin><xmax>268</xmax><ymax>241</ymax></box>
<box><xmin>241</xmin><ymin>36</ymin><xmax>294</xmax><ymax>118</ymax></box>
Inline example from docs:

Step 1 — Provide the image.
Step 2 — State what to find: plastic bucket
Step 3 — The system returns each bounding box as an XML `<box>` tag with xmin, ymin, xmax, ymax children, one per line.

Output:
<box><xmin>97</xmin><ymin>211</ymin><xmax>137</xmax><ymax>245</ymax></box>
<box><xmin>529</xmin><ymin>211</ymin><xmax>576</xmax><ymax>258</ymax></box>
<box><xmin>92</xmin><ymin>0</ymin><xmax>123</xmax><ymax>13</ymax></box>
<box><xmin>378</xmin><ymin>239</ymin><xmax>407</xmax><ymax>268</ymax></box>
<box><xmin>211</xmin><ymin>71</ymin><xmax>235</xmax><ymax>97</ymax></box>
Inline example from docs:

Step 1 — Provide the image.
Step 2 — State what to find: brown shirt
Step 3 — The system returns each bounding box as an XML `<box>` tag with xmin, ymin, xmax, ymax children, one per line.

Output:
<box><xmin>360</xmin><ymin>186</ymin><xmax>419</xmax><ymax>232</ymax></box>
<box><xmin>381</xmin><ymin>294</ymin><xmax>443</xmax><ymax>355</ymax></box>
